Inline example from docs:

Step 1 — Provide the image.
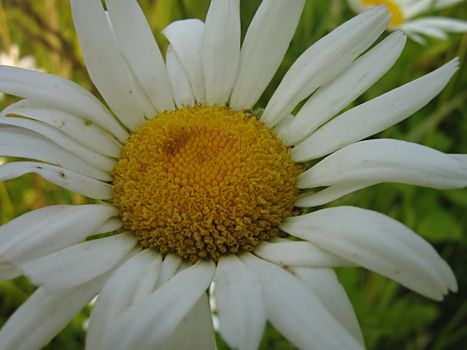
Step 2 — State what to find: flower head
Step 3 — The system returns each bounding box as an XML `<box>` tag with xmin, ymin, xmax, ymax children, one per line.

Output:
<box><xmin>0</xmin><ymin>0</ymin><xmax>466</xmax><ymax>349</ymax></box>
<box><xmin>348</xmin><ymin>0</ymin><xmax>467</xmax><ymax>43</ymax></box>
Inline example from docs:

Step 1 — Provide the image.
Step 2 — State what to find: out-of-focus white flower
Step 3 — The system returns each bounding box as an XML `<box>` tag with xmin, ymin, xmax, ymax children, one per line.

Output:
<box><xmin>348</xmin><ymin>0</ymin><xmax>467</xmax><ymax>43</ymax></box>
<box><xmin>0</xmin><ymin>45</ymin><xmax>38</xmax><ymax>70</ymax></box>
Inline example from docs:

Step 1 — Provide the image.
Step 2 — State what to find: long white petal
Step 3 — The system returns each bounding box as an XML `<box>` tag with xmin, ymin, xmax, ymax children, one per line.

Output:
<box><xmin>86</xmin><ymin>250</ymin><xmax>162</xmax><ymax>350</ymax></box>
<box><xmin>292</xmin><ymin>267</ymin><xmax>364</xmax><ymax>344</ymax></box>
<box><xmin>261</xmin><ymin>6</ymin><xmax>390</xmax><ymax>127</ymax></box>
<box><xmin>0</xmin><ymin>276</ymin><xmax>106</xmax><ymax>350</ymax></box>
<box><xmin>0</xmin><ymin>115</ymin><xmax>115</xmax><ymax>172</ymax></box>
<box><xmin>94</xmin><ymin>217</ymin><xmax>123</xmax><ymax>234</ymax></box>
<box><xmin>254</xmin><ymin>240</ymin><xmax>354</xmax><ymax>267</ymax></box>
<box><xmin>0</xmin><ymin>127</ymin><xmax>111</xmax><ymax>181</ymax></box>
<box><xmin>215</xmin><ymin>255</ymin><xmax>266</xmax><ymax>350</ymax></box>
<box><xmin>400</xmin><ymin>17</ymin><xmax>467</xmax><ymax>41</ymax></box>
<box><xmin>0</xmin><ymin>205</ymin><xmax>118</xmax><ymax>277</ymax></box>
<box><xmin>405</xmin><ymin>0</ymin><xmax>465</xmax><ymax>19</ymax></box>
<box><xmin>3</xmin><ymin>100</ymin><xmax>121</xmax><ymax>158</ymax></box>
<box><xmin>281</xmin><ymin>206</ymin><xmax>457</xmax><ymax>300</ymax></box>
<box><xmin>230</xmin><ymin>0</ymin><xmax>305</xmax><ymax>110</ymax></box>
<box><xmin>433</xmin><ymin>0</ymin><xmax>465</xmax><ymax>9</ymax></box>
<box><xmin>280</xmin><ymin>31</ymin><xmax>406</xmax><ymax>145</ymax></box>
<box><xmin>273</xmin><ymin>114</ymin><xmax>294</xmax><ymax>138</ymax></box>
<box><xmin>22</xmin><ymin>233</ymin><xmax>137</xmax><ymax>291</ymax></box>
<box><xmin>105</xmin><ymin>0</ymin><xmax>174</xmax><ymax>112</ymax></box>
<box><xmin>203</xmin><ymin>0</ymin><xmax>240</xmax><ymax>105</ymax></box>
<box><xmin>0</xmin><ymin>162</ymin><xmax>112</xmax><ymax>200</ymax></box>
<box><xmin>100</xmin><ymin>261</ymin><xmax>215</xmax><ymax>350</ymax></box>
<box><xmin>241</xmin><ymin>254</ymin><xmax>364</xmax><ymax>350</ymax></box>
<box><xmin>160</xmin><ymin>294</ymin><xmax>216</xmax><ymax>350</ymax></box>
<box><xmin>410</xmin><ymin>17</ymin><xmax>467</xmax><ymax>32</ymax></box>
<box><xmin>70</xmin><ymin>0</ymin><xmax>148</xmax><ymax>129</ymax></box>
<box><xmin>297</xmin><ymin>139</ymin><xmax>467</xmax><ymax>190</ymax></box>
<box><xmin>292</xmin><ymin>58</ymin><xmax>459</xmax><ymax>161</ymax></box>
<box><xmin>295</xmin><ymin>182</ymin><xmax>375</xmax><ymax>207</ymax></box>
<box><xmin>163</xmin><ymin>20</ymin><xmax>206</xmax><ymax>104</ymax></box>
<box><xmin>0</xmin><ymin>66</ymin><xmax>128</xmax><ymax>141</ymax></box>
<box><xmin>403</xmin><ymin>30</ymin><xmax>428</xmax><ymax>45</ymax></box>
<box><xmin>155</xmin><ymin>254</ymin><xmax>183</xmax><ymax>288</ymax></box>
<box><xmin>166</xmin><ymin>45</ymin><xmax>195</xmax><ymax>108</ymax></box>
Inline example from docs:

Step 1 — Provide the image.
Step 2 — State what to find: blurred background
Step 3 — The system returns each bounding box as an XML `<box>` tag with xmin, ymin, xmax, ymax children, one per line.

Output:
<box><xmin>0</xmin><ymin>0</ymin><xmax>466</xmax><ymax>349</ymax></box>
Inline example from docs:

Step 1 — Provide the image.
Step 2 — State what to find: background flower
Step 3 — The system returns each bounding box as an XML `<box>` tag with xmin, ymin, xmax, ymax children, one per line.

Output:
<box><xmin>348</xmin><ymin>0</ymin><xmax>467</xmax><ymax>43</ymax></box>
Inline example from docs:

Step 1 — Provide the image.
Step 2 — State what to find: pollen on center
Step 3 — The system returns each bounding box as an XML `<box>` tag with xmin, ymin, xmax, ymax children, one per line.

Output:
<box><xmin>112</xmin><ymin>106</ymin><xmax>298</xmax><ymax>263</ymax></box>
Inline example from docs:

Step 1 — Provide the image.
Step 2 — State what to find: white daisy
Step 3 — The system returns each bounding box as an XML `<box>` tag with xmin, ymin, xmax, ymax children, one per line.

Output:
<box><xmin>0</xmin><ymin>1</ymin><xmax>465</xmax><ymax>350</ymax></box>
<box><xmin>348</xmin><ymin>0</ymin><xmax>467</xmax><ymax>43</ymax></box>
<box><xmin>0</xmin><ymin>45</ymin><xmax>38</xmax><ymax>71</ymax></box>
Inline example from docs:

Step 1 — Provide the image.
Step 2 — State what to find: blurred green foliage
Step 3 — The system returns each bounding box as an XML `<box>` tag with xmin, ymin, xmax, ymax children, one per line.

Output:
<box><xmin>0</xmin><ymin>0</ymin><xmax>466</xmax><ymax>349</ymax></box>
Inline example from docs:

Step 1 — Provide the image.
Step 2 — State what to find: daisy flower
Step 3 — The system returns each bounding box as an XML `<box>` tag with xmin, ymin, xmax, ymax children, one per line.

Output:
<box><xmin>348</xmin><ymin>0</ymin><xmax>467</xmax><ymax>43</ymax></box>
<box><xmin>0</xmin><ymin>45</ymin><xmax>38</xmax><ymax>71</ymax></box>
<box><xmin>0</xmin><ymin>0</ymin><xmax>466</xmax><ymax>349</ymax></box>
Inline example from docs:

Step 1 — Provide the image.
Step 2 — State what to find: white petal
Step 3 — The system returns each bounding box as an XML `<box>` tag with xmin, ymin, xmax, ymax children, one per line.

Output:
<box><xmin>281</xmin><ymin>206</ymin><xmax>457</xmax><ymax>300</ymax></box>
<box><xmin>280</xmin><ymin>31</ymin><xmax>406</xmax><ymax>145</ymax></box>
<box><xmin>292</xmin><ymin>267</ymin><xmax>364</xmax><ymax>344</ymax></box>
<box><xmin>22</xmin><ymin>233</ymin><xmax>137</xmax><ymax>291</ymax></box>
<box><xmin>70</xmin><ymin>0</ymin><xmax>147</xmax><ymax>129</ymax></box>
<box><xmin>400</xmin><ymin>17</ymin><xmax>467</xmax><ymax>41</ymax></box>
<box><xmin>0</xmin><ymin>115</ymin><xmax>115</xmax><ymax>172</ymax></box>
<box><xmin>241</xmin><ymin>254</ymin><xmax>364</xmax><ymax>350</ymax></box>
<box><xmin>261</xmin><ymin>6</ymin><xmax>390</xmax><ymax>127</ymax></box>
<box><xmin>0</xmin><ymin>205</ymin><xmax>118</xmax><ymax>272</ymax></box>
<box><xmin>105</xmin><ymin>0</ymin><xmax>174</xmax><ymax>112</ymax></box>
<box><xmin>273</xmin><ymin>114</ymin><xmax>294</xmax><ymax>138</ymax></box>
<box><xmin>405</xmin><ymin>0</ymin><xmax>465</xmax><ymax>19</ymax></box>
<box><xmin>0</xmin><ymin>126</ymin><xmax>111</xmax><ymax>181</ymax></box>
<box><xmin>414</xmin><ymin>17</ymin><xmax>467</xmax><ymax>32</ymax></box>
<box><xmin>166</xmin><ymin>45</ymin><xmax>195</xmax><ymax>108</ymax></box>
<box><xmin>86</xmin><ymin>250</ymin><xmax>162</xmax><ymax>350</ymax></box>
<box><xmin>131</xmin><ymin>255</ymin><xmax>163</xmax><ymax>305</ymax></box>
<box><xmin>398</xmin><ymin>20</ymin><xmax>448</xmax><ymax>40</ymax></box>
<box><xmin>94</xmin><ymin>217</ymin><xmax>123</xmax><ymax>234</ymax></box>
<box><xmin>403</xmin><ymin>30</ymin><xmax>428</xmax><ymax>45</ymax></box>
<box><xmin>433</xmin><ymin>0</ymin><xmax>465</xmax><ymax>9</ymax></box>
<box><xmin>0</xmin><ymin>66</ymin><xmax>128</xmax><ymax>141</ymax></box>
<box><xmin>254</xmin><ymin>240</ymin><xmax>354</xmax><ymax>267</ymax></box>
<box><xmin>163</xmin><ymin>20</ymin><xmax>206</xmax><ymax>104</ymax></box>
<box><xmin>160</xmin><ymin>294</ymin><xmax>216</xmax><ymax>350</ymax></box>
<box><xmin>295</xmin><ymin>182</ymin><xmax>375</xmax><ymax>207</ymax></box>
<box><xmin>155</xmin><ymin>254</ymin><xmax>183</xmax><ymax>288</ymax></box>
<box><xmin>297</xmin><ymin>139</ymin><xmax>467</xmax><ymax>190</ymax></box>
<box><xmin>215</xmin><ymin>255</ymin><xmax>266</xmax><ymax>350</ymax></box>
<box><xmin>3</xmin><ymin>99</ymin><xmax>122</xmax><ymax>158</ymax></box>
<box><xmin>292</xmin><ymin>58</ymin><xmax>459</xmax><ymax>161</ymax></box>
<box><xmin>230</xmin><ymin>0</ymin><xmax>305</xmax><ymax>110</ymax></box>
<box><xmin>203</xmin><ymin>0</ymin><xmax>240</xmax><ymax>105</ymax></box>
<box><xmin>451</xmin><ymin>154</ymin><xmax>467</xmax><ymax>169</ymax></box>
<box><xmin>100</xmin><ymin>261</ymin><xmax>215</xmax><ymax>350</ymax></box>
<box><xmin>0</xmin><ymin>161</ymin><xmax>112</xmax><ymax>200</ymax></box>
<box><xmin>0</xmin><ymin>276</ymin><xmax>106</xmax><ymax>350</ymax></box>
<box><xmin>347</xmin><ymin>0</ymin><xmax>367</xmax><ymax>13</ymax></box>
<box><xmin>0</xmin><ymin>262</ymin><xmax>21</xmax><ymax>280</ymax></box>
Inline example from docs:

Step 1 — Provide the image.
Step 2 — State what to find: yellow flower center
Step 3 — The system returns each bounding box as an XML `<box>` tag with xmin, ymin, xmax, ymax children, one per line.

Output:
<box><xmin>362</xmin><ymin>0</ymin><xmax>404</xmax><ymax>26</ymax></box>
<box><xmin>113</xmin><ymin>106</ymin><xmax>298</xmax><ymax>263</ymax></box>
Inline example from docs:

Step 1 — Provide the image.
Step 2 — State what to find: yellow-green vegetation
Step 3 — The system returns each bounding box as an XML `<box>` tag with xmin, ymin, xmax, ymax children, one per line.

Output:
<box><xmin>0</xmin><ymin>1</ymin><xmax>465</xmax><ymax>349</ymax></box>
